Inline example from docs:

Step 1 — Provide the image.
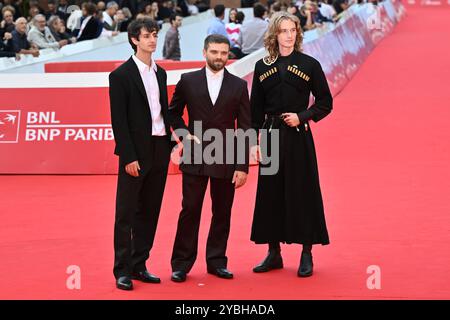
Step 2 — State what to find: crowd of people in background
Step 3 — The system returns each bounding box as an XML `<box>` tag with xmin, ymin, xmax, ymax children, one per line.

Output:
<box><xmin>213</xmin><ymin>0</ymin><xmax>380</xmax><ymax>59</ymax></box>
<box><xmin>0</xmin><ymin>0</ymin><xmax>376</xmax><ymax>60</ymax></box>
<box><xmin>0</xmin><ymin>0</ymin><xmax>208</xmax><ymax>59</ymax></box>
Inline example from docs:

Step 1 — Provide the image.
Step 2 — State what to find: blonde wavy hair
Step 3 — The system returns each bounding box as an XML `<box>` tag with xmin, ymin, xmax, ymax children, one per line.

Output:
<box><xmin>264</xmin><ymin>11</ymin><xmax>303</xmax><ymax>61</ymax></box>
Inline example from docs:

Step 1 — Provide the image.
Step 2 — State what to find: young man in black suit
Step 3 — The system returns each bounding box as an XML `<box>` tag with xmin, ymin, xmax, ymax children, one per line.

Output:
<box><xmin>109</xmin><ymin>18</ymin><xmax>173</xmax><ymax>291</ymax></box>
<box><xmin>168</xmin><ymin>34</ymin><xmax>252</xmax><ymax>282</ymax></box>
<box><xmin>76</xmin><ymin>2</ymin><xmax>101</xmax><ymax>42</ymax></box>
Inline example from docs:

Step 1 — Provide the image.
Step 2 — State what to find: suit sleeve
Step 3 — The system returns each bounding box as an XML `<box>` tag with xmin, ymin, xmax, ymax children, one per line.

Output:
<box><xmin>297</xmin><ymin>60</ymin><xmax>333</xmax><ymax>123</ymax></box>
<box><xmin>168</xmin><ymin>75</ymin><xmax>189</xmax><ymax>141</ymax></box>
<box><xmin>159</xmin><ymin>68</ymin><xmax>169</xmax><ymax>110</ymax></box>
<box><xmin>235</xmin><ymin>82</ymin><xmax>251</xmax><ymax>173</ymax></box>
<box><xmin>250</xmin><ymin>64</ymin><xmax>266</xmax><ymax>135</ymax></box>
<box><xmin>109</xmin><ymin>72</ymin><xmax>137</xmax><ymax>165</ymax></box>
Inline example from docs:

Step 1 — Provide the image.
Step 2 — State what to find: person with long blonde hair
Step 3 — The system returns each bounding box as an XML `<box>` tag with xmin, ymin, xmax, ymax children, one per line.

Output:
<box><xmin>250</xmin><ymin>11</ymin><xmax>333</xmax><ymax>277</ymax></box>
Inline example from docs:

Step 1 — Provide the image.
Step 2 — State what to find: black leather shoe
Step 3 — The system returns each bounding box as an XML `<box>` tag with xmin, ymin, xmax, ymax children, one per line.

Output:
<box><xmin>132</xmin><ymin>270</ymin><xmax>161</xmax><ymax>283</ymax></box>
<box><xmin>298</xmin><ymin>252</ymin><xmax>314</xmax><ymax>277</ymax></box>
<box><xmin>116</xmin><ymin>276</ymin><xmax>133</xmax><ymax>290</ymax></box>
<box><xmin>207</xmin><ymin>267</ymin><xmax>233</xmax><ymax>279</ymax></box>
<box><xmin>253</xmin><ymin>250</ymin><xmax>283</xmax><ymax>273</ymax></box>
<box><xmin>171</xmin><ymin>270</ymin><xmax>187</xmax><ymax>282</ymax></box>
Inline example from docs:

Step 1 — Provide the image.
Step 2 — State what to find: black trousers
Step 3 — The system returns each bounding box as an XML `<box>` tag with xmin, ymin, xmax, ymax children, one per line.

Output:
<box><xmin>113</xmin><ymin>136</ymin><xmax>170</xmax><ymax>279</ymax></box>
<box><xmin>171</xmin><ymin>173</ymin><xmax>236</xmax><ymax>273</ymax></box>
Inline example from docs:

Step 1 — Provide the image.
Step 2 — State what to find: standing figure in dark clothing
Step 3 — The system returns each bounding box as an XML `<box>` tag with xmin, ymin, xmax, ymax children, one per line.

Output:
<box><xmin>163</xmin><ymin>13</ymin><xmax>182</xmax><ymax>61</ymax></box>
<box><xmin>168</xmin><ymin>34</ymin><xmax>251</xmax><ymax>283</ymax></box>
<box><xmin>109</xmin><ymin>18</ymin><xmax>173</xmax><ymax>291</ymax></box>
<box><xmin>250</xmin><ymin>12</ymin><xmax>333</xmax><ymax>277</ymax></box>
<box><xmin>76</xmin><ymin>2</ymin><xmax>102</xmax><ymax>42</ymax></box>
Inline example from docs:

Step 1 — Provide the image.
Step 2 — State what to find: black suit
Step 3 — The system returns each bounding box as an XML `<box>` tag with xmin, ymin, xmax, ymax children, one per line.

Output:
<box><xmin>109</xmin><ymin>57</ymin><xmax>172</xmax><ymax>279</ymax></box>
<box><xmin>76</xmin><ymin>16</ymin><xmax>100</xmax><ymax>42</ymax></box>
<box><xmin>168</xmin><ymin>67</ymin><xmax>251</xmax><ymax>272</ymax></box>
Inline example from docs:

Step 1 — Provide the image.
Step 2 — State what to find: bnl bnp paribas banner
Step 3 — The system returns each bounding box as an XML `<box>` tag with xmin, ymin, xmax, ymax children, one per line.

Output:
<box><xmin>0</xmin><ymin>91</ymin><xmax>118</xmax><ymax>174</ymax></box>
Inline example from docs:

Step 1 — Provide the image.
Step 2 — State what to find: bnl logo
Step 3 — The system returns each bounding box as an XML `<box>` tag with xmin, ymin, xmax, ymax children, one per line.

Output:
<box><xmin>0</xmin><ymin>110</ymin><xmax>21</xmax><ymax>143</ymax></box>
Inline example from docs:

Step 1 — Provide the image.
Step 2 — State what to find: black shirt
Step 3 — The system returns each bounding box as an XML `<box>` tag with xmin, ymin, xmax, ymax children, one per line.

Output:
<box><xmin>276</xmin><ymin>53</ymin><xmax>292</xmax><ymax>80</ymax></box>
<box><xmin>250</xmin><ymin>51</ymin><xmax>333</xmax><ymax>130</ymax></box>
<box><xmin>0</xmin><ymin>39</ymin><xmax>15</xmax><ymax>58</ymax></box>
<box><xmin>10</xmin><ymin>30</ymin><xmax>31</xmax><ymax>53</ymax></box>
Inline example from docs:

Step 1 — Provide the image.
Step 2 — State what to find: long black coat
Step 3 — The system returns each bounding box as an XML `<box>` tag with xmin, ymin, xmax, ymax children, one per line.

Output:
<box><xmin>250</xmin><ymin>50</ymin><xmax>332</xmax><ymax>245</ymax></box>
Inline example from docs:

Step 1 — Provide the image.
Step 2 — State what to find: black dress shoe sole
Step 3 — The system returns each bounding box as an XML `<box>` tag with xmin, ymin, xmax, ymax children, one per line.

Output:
<box><xmin>131</xmin><ymin>275</ymin><xmax>161</xmax><ymax>283</ymax></box>
<box><xmin>207</xmin><ymin>270</ymin><xmax>234</xmax><ymax>279</ymax></box>
<box><xmin>253</xmin><ymin>263</ymin><xmax>284</xmax><ymax>273</ymax></box>
<box><xmin>171</xmin><ymin>276</ymin><xmax>186</xmax><ymax>283</ymax></box>
<box><xmin>116</xmin><ymin>283</ymin><xmax>133</xmax><ymax>290</ymax></box>
<box><xmin>298</xmin><ymin>271</ymin><xmax>313</xmax><ymax>278</ymax></box>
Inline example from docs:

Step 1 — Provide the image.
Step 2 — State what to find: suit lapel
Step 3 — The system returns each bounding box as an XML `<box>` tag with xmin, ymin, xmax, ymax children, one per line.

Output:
<box><xmin>200</xmin><ymin>67</ymin><xmax>214</xmax><ymax>110</ymax></box>
<box><xmin>155</xmin><ymin>66</ymin><xmax>166</xmax><ymax>110</ymax></box>
<box><xmin>126</xmin><ymin>57</ymin><xmax>150</xmax><ymax>109</ymax></box>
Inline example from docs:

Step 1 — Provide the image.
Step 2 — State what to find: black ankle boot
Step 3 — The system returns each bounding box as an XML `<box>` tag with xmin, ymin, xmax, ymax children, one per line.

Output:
<box><xmin>253</xmin><ymin>243</ymin><xmax>283</xmax><ymax>273</ymax></box>
<box><xmin>298</xmin><ymin>251</ymin><xmax>313</xmax><ymax>277</ymax></box>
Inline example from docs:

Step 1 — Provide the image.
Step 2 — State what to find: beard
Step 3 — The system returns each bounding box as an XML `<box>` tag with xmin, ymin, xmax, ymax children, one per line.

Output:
<box><xmin>206</xmin><ymin>57</ymin><xmax>226</xmax><ymax>72</ymax></box>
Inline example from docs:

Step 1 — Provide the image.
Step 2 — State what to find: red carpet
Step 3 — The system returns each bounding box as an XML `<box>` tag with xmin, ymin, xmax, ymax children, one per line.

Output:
<box><xmin>1</xmin><ymin>6</ymin><xmax>450</xmax><ymax>299</ymax></box>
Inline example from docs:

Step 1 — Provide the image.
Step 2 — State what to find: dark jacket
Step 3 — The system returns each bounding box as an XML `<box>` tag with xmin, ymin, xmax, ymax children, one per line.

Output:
<box><xmin>109</xmin><ymin>57</ymin><xmax>172</xmax><ymax>165</ymax></box>
<box><xmin>0</xmin><ymin>39</ymin><xmax>15</xmax><ymax>57</ymax></box>
<box><xmin>76</xmin><ymin>16</ymin><xmax>101</xmax><ymax>42</ymax></box>
<box><xmin>168</xmin><ymin>67</ymin><xmax>251</xmax><ymax>179</ymax></box>
<box><xmin>251</xmin><ymin>50</ymin><xmax>333</xmax><ymax>132</ymax></box>
<box><xmin>163</xmin><ymin>26</ymin><xmax>181</xmax><ymax>61</ymax></box>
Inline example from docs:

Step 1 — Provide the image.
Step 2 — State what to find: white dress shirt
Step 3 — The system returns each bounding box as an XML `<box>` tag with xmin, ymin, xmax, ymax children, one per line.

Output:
<box><xmin>132</xmin><ymin>55</ymin><xmax>166</xmax><ymax>136</ymax></box>
<box><xmin>205</xmin><ymin>66</ymin><xmax>224</xmax><ymax>106</ymax></box>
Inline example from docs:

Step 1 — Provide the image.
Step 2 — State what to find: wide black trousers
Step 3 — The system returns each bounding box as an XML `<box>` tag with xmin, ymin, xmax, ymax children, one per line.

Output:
<box><xmin>251</xmin><ymin>123</ymin><xmax>330</xmax><ymax>245</ymax></box>
<box><xmin>113</xmin><ymin>136</ymin><xmax>171</xmax><ymax>279</ymax></box>
<box><xmin>171</xmin><ymin>172</ymin><xmax>236</xmax><ymax>273</ymax></box>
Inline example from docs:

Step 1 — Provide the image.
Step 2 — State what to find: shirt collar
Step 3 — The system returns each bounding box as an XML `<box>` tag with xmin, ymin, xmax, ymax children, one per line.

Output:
<box><xmin>205</xmin><ymin>66</ymin><xmax>224</xmax><ymax>79</ymax></box>
<box><xmin>132</xmin><ymin>55</ymin><xmax>158</xmax><ymax>73</ymax></box>
<box><xmin>214</xmin><ymin>17</ymin><xmax>224</xmax><ymax>25</ymax></box>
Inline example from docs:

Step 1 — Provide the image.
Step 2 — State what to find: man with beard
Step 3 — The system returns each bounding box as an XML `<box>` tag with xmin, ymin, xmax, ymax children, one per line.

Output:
<box><xmin>168</xmin><ymin>34</ymin><xmax>251</xmax><ymax>282</ymax></box>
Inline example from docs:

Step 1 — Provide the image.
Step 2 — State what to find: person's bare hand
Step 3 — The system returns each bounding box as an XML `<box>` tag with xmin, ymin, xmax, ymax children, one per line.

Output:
<box><xmin>232</xmin><ymin>171</ymin><xmax>247</xmax><ymax>189</ymax></box>
<box><xmin>281</xmin><ymin>113</ymin><xmax>300</xmax><ymax>127</ymax></box>
<box><xmin>186</xmin><ymin>133</ymin><xmax>201</xmax><ymax>144</ymax></box>
<box><xmin>125</xmin><ymin>161</ymin><xmax>140</xmax><ymax>177</ymax></box>
<box><xmin>58</xmin><ymin>40</ymin><xmax>68</xmax><ymax>47</ymax></box>
<box><xmin>251</xmin><ymin>145</ymin><xmax>263</xmax><ymax>162</ymax></box>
